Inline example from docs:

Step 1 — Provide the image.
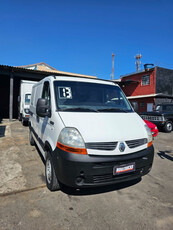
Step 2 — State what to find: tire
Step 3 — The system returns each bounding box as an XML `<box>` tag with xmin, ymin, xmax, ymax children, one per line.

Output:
<box><xmin>22</xmin><ymin>118</ymin><xmax>26</xmax><ymax>126</ymax></box>
<box><xmin>18</xmin><ymin>113</ymin><xmax>22</xmax><ymax>121</ymax></box>
<box><xmin>22</xmin><ymin>118</ymin><xmax>28</xmax><ymax>126</ymax></box>
<box><xmin>164</xmin><ymin>121</ymin><xmax>173</xmax><ymax>133</ymax></box>
<box><xmin>29</xmin><ymin>130</ymin><xmax>35</xmax><ymax>146</ymax></box>
<box><xmin>45</xmin><ymin>151</ymin><xmax>60</xmax><ymax>191</ymax></box>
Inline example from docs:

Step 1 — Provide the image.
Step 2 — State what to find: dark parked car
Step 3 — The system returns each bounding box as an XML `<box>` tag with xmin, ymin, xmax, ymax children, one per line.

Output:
<box><xmin>140</xmin><ymin>103</ymin><xmax>173</xmax><ymax>133</ymax></box>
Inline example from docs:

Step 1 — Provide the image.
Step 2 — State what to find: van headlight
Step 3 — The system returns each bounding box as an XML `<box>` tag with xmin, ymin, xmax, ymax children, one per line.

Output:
<box><xmin>24</xmin><ymin>109</ymin><xmax>30</xmax><ymax>114</ymax></box>
<box><xmin>145</xmin><ymin>124</ymin><xmax>153</xmax><ymax>147</ymax></box>
<box><xmin>57</xmin><ymin>128</ymin><xmax>87</xmax><ymax>155</ymax></box>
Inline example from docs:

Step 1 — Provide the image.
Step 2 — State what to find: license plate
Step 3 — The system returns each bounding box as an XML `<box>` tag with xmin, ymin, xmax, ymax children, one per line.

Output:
<box><xmin>113</xmin><ymin>162</ymin><xmax>135</xmax><ymax>175</ymax></box>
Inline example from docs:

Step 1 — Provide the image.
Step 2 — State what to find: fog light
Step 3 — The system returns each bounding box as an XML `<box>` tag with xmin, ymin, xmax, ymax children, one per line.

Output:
<box><xmin>75</xmin><ymin>176</ymin><xmax>84</xmax><ymax>185</ymax></box>
<box><xmin>140</xmin><ymin>168</ymin><xmax>144</xmax><ymax>174</ymax></box>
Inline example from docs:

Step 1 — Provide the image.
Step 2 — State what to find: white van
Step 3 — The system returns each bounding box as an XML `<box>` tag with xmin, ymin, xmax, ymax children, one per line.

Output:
<box><xmin>29</xmin><ymin>76</ymin><xmax>154</xmax><ymax>191</ymax></box>
<box><xmin>18</xmin><ymin>80</ymin><xmax>37</xmax><ymax>125</ymax></box>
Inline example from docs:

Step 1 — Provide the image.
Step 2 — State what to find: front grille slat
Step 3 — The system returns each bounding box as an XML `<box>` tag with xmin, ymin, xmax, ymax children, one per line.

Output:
<box><xmin>126</xmin><ymin>138</ymin><xmax>147</xmax><ymax>149</ymax></box>
<box><xmin>86</xmin><ymin>138</ymin><xmax>147</xmax><ymax>151</ymax></box>
<box><xmin>85</xmin><ymin>142</ymin><xmax>117</xmax><ymax>151</ymax></box>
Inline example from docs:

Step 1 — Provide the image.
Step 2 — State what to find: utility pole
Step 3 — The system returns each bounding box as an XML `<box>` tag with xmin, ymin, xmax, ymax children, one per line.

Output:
<box><xmin>112</xmin><ymin>53</ymin><xmax>115</xmax><ymax>80</ymax></box>
<box><xmin>135</xmin><ymin>54</ymin><xmax>142</xmax><ymax>71</ymax></box>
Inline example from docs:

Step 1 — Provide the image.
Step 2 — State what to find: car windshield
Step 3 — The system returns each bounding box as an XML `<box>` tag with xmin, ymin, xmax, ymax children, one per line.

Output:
<box><xmin>54</xmin><ymin>81</ymin><xmax>133</xmax><ymax>113</ymax></box>
<box><xmin>156</xmin><ymin>105</ymin><xmax>173</xmax><ymax>112</ymax></box>
<box><xmin>25</xmin><ymin>94</ymin><xmax>31</xmax><ymax>105</ymax></box>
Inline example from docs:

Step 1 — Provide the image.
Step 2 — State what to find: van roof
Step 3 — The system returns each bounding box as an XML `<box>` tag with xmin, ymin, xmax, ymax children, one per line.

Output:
<box><xmin>45</xmin><ymin>75</ymin><xmax>118</xmax><ymax>86</ymax></box>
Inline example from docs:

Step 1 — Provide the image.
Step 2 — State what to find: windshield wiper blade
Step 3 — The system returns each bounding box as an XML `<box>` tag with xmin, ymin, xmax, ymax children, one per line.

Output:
<box><xmin>98</xmin><ymin>108</ymin><xmax>128</xmax><ymax>113</ymax></box>
<box><xmin>59</xmin><ymin>107</ymin><xmax>99</xmax><ymax>112</ymax></box>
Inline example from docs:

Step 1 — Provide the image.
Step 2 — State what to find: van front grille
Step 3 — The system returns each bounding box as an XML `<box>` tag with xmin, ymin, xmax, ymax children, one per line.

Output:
<box><xmin>126</xmin><ymin>138</ymin><xmax>147</xmax><ymax>149</ymax></box>
<box><xmin>85</xmin><ymin>142</ymin><xmax>118</xmax><ymax>151</ymax></box>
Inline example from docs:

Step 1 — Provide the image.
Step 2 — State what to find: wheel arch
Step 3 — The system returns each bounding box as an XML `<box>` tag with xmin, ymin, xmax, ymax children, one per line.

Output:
<box><xmin>44</xmin><ymin>141</ymin><xmax>53</xmax><ymax>155</ymax></box>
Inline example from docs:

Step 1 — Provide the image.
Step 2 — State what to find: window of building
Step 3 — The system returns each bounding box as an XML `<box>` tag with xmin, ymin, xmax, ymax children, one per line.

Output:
<box><xmin>131</xmin><ymin>101</ymin><xmax>138</xmax><ymax>112</ymax></box>
<box><xmin>142</xmin><ymin>75</ymin><xmax>150</xmax><ymax>86</ymax></box>
<box><xmin>140</xmin><ymin>102</ymin><xmax>145</xmax><ymax>108</ymax></box>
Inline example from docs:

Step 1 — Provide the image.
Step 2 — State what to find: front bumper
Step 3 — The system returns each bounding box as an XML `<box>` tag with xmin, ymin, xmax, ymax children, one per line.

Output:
<box><xmin>149</xmin><ymin>121</ymin><xmax>165</xmax><ymax>127</ymax></box>
<box><xmin>22</xmin><ymin>116</ymin><xmax>29</xmax><ymax>121</ymax></box>
<box><xmin>52</xmin><ymin>145</ymin><xmax>154</xmax><ymax>188</ymax></box>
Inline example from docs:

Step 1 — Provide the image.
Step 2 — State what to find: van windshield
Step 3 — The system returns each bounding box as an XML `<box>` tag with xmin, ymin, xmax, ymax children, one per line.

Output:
<box><xmin>25</xmin><ymin>94</ymin><xmax>31</xmax><ymax>105</ymax></box>
<box><xmin>54</xmin><ymin>81</ymin><xmax>133</xmax><ymax>113</ymax></box>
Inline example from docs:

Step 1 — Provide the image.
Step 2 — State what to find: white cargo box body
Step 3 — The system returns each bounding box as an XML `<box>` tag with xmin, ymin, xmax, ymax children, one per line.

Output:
<box><xmin>19</xmin><ymin>80</ymin><xmax>37</xmax><ymax>124</ymax></box>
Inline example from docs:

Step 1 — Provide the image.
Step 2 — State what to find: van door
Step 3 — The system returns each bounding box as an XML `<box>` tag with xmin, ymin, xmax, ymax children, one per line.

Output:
<box><xmin>37</xmin><ymin>81</ymin><xmax>53</xmax><ymax>149</ymax></box>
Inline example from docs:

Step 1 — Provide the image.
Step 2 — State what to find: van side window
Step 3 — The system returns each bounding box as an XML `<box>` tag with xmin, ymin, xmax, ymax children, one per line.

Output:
<box><xmin>42</xmin><ymin>82</ymin><xmax>51</xmax><ymax>106</ymax></box>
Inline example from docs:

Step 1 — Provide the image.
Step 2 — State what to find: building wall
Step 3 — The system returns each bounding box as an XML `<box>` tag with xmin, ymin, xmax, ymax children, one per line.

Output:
<box><xmin>129</xmin><ymin>97</ymin><xmax>155</xmax><ymax>113</ymax></box>
<box><xmin>121</xmin><ymin>66</ymin><xmax>173</xmax><ymax>113</ymax></box>
<box><xmin>122</xmin><ymin>68</ymin><xmax>156</xmax><ymax>97</ymax></box>
<box><xmin>156</xmin><ymin>67</ymin><xmax>173</xmax><ymax>95</ymax></box>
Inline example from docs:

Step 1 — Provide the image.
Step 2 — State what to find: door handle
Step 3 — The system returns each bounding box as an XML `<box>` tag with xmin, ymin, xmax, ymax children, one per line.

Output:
<box><xmin>50</xmin><ymin>121</ymin><xmax>54</xmax><ymax>125</ymax></box>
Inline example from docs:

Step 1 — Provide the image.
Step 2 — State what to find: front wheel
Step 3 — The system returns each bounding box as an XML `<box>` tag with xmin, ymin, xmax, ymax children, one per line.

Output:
<box><xmin>45</xmin><ymin>151</ymin><xmax>60</xmax><ymax>191</ymax></box>
<box><xmin>18</xmin><ymin>112</ymin><xmax>22</xmax><ymax>121</ymax></box>
<box><xmin>22</xmin><ymin>118</ymin><xmax>28</xmax><ymax>126</ymax></box>
<box><xmin>164</xmin><ymin>121</ymin><xmax>173</xmax><ymax>133</ymax></box>
<box><xmin>29</xmin><ymin>130</ymin><xmax>35</xmax><ymax>146</ymax></box>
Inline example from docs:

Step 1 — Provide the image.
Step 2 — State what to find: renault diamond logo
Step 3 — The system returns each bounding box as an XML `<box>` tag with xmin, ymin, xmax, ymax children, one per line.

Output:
<box><xmin>119</xmin><ymin>142</ymin><xmax>125</xmax><ymax>152</ymax></box>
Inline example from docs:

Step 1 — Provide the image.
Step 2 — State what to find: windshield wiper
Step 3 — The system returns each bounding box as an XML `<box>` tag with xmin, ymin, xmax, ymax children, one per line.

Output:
<box><xmin>59</xmin><ymin>107</ymin><xmax>99</xmax><ymax>112</ymax></box>
<box><xmin>97</xmin><ymin>108</ymin><xmax>128</xmax><ymax>113</ymax></box>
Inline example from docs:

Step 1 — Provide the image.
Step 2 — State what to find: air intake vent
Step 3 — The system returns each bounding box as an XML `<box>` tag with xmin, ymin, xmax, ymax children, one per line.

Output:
<box><xmin>126</xmin><ymin>138</ymin><xmax>147</xmax><ymax>149</ymax></box>
<box><xmin>85</xmin><ymin>142</ymin><xmax>118</xmax><ymax>151</ymax></box>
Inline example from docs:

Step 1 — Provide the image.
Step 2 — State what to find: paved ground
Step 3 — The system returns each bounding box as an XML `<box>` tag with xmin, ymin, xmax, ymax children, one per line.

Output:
<box><xmin>0</xmin><ymin>120</ymin><xmax>173</xmax><ymax>230</ymax></box>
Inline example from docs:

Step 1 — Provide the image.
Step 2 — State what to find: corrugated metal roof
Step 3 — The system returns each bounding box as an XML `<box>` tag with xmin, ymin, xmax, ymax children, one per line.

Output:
<box><xmin>121</xmin><ymin>68</ymin><xmax>155</xmax><ymax>78</ymax></box>
<box><xmin>0</xmin><ymin>63</ymin><xmax>97</xmax><ymax>79</ymax></box>
<box><xmin>17</xmin><ymin>62</ymin><xmax>58</xmax><ymax>71</ymax></box>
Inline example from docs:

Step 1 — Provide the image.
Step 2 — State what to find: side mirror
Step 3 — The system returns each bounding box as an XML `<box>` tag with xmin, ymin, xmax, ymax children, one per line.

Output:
<box><xmin>36</xmin><ymin>98</ymin><xmax>51</xmax><ymax>117</ymax></box>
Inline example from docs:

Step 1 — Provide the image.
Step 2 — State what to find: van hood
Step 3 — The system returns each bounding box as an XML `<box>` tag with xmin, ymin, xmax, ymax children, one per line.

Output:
<box><xmin>59</xmin><ymin>112</ymin><xmax>147</xmax><ymax>146</ymax></box>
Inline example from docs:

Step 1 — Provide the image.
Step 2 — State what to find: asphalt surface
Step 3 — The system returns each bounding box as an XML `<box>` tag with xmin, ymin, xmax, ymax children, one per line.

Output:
<box><xmin>0</xmin><ymin>120</ymin><xmax>173</xmax><ymax>230</ymax></box>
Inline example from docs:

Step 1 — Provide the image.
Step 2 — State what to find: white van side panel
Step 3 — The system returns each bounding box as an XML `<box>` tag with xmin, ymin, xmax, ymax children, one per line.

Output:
<box><xmin>30</xmin><ymin>79</ymin><xmax>65</xmax><ymax>153</ymax></box>
<box><xmin>30</xmin><ymin>82</ymin><xmax>44</xmax><ymax>142</ymax></box>
<box><xmin>19</xmin><ymin>80</ymin><xmax>37</xmax><ymax>114</ymax></box>
<box><xmin>39</xmin><ymin>80</ymin><xmax>65</xmax><ymax>151</ymax></box>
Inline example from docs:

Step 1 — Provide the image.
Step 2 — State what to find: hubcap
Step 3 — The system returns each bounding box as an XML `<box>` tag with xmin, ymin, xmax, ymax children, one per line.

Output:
<box><xmin>46</xmin><ymin>159</ymin><xmax>52</xmax><ymax>184</ymax></box>
<box><xmin>167</xmin><ymin>123</ymin><xmax>172</xmax><ymax>131</ymax></box>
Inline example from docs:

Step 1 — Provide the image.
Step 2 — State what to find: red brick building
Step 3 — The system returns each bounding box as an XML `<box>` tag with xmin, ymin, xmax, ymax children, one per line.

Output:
<box><xmin>121</xmin><ymin>66</ymin><xmax>173</xmax><ymax>113</ymax></box>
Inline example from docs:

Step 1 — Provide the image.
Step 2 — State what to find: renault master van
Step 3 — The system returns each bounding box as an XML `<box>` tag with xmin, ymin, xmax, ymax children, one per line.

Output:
<box><xmin>29</xmin><ymin>76</ymin><xmax>154</xmax><ymax>191</ymax></box>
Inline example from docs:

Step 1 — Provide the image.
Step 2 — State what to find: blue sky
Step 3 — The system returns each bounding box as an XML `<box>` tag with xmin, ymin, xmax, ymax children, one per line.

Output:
<box><xmin>0</xmin><ymin>0</ymin><xmax>173</xmax><ymax>79</ymax></box>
